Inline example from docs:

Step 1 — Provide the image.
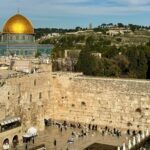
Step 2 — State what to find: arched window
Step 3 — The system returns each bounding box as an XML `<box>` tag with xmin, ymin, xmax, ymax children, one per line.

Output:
<box><xmin>39</xmin><ymin>92</ymin><xmax>42</xmax><ymax>99</ymax></box>
<box><xmin>12</xmin><ymin>135</ymin><xmax>19</xmax><ymax>148</ymax></box>
<box><xmin>3</xmin><ymin>138</ymin><xmax>9</xmax><ymax>144</ymax></box>
<box><xmin>16</xmin><ymin>35</ymin><xmax>19</xmax><ymax>40</ymax></box>
<box><xmin>34</xmin><ymin>79</ymin><xmax>36</xmax><ymax>86</ymax></box>
<box><xmin>22</xmin><ymin>35</ymin><xmax>25</xmax><ymax>40</ymax></box>
<box><xmin>30</xmin><ymin>94</ymin><xmax>32</xmax><ymax>102</ymax></box>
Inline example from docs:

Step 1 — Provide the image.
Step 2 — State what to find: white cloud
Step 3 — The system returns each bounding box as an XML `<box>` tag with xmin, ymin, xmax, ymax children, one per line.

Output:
<box><xmin>127</xmin><ymin>0</ymin><xmax>150</xmax><ymax>5</ymax></box>
<box><xmin>108</xmin><ymin>0</ymin><xmax>150</xmax><ymax>5</ymax></box>
<box><xmin>0</xmin><ymin>0</ymin><xmax>150</xmax><ymax>28</ymax></box>
<box><xmin>49</xmin><ymin>5</ymin><xmax>150</xmax><ymax>15</ymax></box>
<box><xmin>1</xmin><ymin>0</ymin><xmax>150</xmax><ymax>21</ymax></box>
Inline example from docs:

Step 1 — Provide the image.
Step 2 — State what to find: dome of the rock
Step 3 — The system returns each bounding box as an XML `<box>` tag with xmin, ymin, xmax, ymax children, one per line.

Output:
<box><xmin>3</xmin><ymin>14</ymin><xmax>34</xmax><ymax>34</ymax></box>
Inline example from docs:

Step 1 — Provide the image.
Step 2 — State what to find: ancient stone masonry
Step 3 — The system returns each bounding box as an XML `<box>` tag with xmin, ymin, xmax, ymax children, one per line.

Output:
<box><xmin>0</xmin><ymin>72</ymin><xmax>150</xmax><ymax>134</ymax></box>
<box><xmin>49</xmin><ymin>73</ymin><xmax>150</xmax><ymax>131</ymax></box>
<box><xmin>0</xmin><ymin>73</ymin><xmax>51</xmax><ymax>132</ymax></box>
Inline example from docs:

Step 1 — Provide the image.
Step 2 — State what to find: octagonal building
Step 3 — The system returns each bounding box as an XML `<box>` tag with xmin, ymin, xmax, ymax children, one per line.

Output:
<box><xmin>0</xmin><ymin>13</ymin><xmax>52</xmax><ymax>56</ymax></box>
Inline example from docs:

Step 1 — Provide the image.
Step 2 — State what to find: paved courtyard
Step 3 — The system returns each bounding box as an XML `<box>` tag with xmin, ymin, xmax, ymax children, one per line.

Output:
<box><xmin>14</xmin><ymin>125</ymin><xmax>128</xmax><ymax>150</ymax></box>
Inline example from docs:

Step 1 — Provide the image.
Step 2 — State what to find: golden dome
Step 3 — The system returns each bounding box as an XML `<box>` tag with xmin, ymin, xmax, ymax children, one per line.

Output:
<box><xmin>3</xmin><ymin>14</ymin><xmax>34</xmax><ymax>34</ymax></box>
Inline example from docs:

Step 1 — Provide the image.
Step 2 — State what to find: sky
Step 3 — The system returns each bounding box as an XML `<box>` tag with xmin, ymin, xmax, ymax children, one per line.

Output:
<box><xmin>0</xmin><ymin>0</ymin><xmax>150</xmax><ymax>29</ymax></box>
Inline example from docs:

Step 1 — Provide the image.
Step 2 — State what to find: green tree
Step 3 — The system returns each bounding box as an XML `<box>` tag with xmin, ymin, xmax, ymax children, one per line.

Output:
<box><xmin>114</xmin><ymin>55</ymin><xmax>129</xmax><ymax>75</ymax></box>
<box><xmin>77</xmin><ymin>50</ymin><xmax>98</xmax><ymax>75</ymax></box>
<box><xmin>125</xmin><ymin>47</ymin><xmax>138</xmax><ymax>78</ymax></box>
<box><xmin>117</xmin><ymin>23</ymin><xmax>124</xmax><ymax>28</ymax></box>
<box><xmin>125</xmin><ymin>47</ymin><xmax>148</xmax><ymax>79</ymax></box>
<box><xmin>103</xmin><ymin>46</ymin><xmax>119</xmax><ymax>58</ymax></box>
<box><xmin>137</xmin><ymin>50</ymin><xmax>148</xmax><ymax>78</ymax></box>
<box><xmin>102</xmin><ymin>58</ymin><xmax>121</xmax><ymax>77</ymax></box>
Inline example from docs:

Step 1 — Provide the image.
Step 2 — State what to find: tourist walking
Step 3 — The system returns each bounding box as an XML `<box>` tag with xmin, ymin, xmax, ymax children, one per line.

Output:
<box><xmin>60</xmin><ymin>127</ymin><xmax>63</xmax><ymax>132</ymax></box>
<box><xmin>32</xmin><ymin>137</ymin><xmax>34</xmax><ymax>144</ymax></box>
<box><xmin>25</xmin><ymin>143</ymin><xmax>28</xmax><ymax>150</ymax></box>
<box><xmin>54</xmin><ymin>139</ymin><xmax>57</xmax><ymax>147</ymax></box>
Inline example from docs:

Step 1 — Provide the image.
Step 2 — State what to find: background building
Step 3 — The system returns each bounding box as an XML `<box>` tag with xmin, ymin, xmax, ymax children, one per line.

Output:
<box><xmin>0</xmin><ymin>13</ymin><xmax>52</xmax><ymax>56</ymax></box>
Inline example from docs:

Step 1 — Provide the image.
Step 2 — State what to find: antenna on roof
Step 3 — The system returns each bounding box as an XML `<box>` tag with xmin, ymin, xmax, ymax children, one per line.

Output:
<box><xmin>17</xmin><ymin>8</ymin><xmax>20</xmax><ymax>14</ymax></box>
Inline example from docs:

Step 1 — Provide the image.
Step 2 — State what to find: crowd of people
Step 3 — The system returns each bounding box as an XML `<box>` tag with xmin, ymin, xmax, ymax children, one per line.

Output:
<box><xmin>50</xmin><ymin>120</ymin><xmax>124</xmax><ymax>150</ymax></box>
<box><xmin>20</xmin><ymin>119</ymin><xmax>150</xmax><ymax>150</ymax></box>
<box><xmin>49</xmin><ymin>119</ymin><xmax>150</xmax><ymax>150</ymax></box>
<box><xmin>54</xmin><ymin>120</ymin><xmax>123</xmax><ymax>138</ymax></box>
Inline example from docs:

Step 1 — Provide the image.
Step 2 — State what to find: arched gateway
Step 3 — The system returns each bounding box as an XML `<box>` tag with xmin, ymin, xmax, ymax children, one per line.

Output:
<box><xmin>12</xmin><ymin>135</ymin><xmax>19</xmax><ymax>148</ymax></box>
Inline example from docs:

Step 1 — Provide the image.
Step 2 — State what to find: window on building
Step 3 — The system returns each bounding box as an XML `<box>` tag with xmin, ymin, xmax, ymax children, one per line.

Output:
<box><xmin>34</xmin><ymin>80</ymin><xmax>36</xmax><ymax>86</ymax></box>
<box><xmin>21</xmin><ymin>50</ymin><xmax>24</xmax><ymax>55</ymax></box>
<box><xmin>48</xmin><ymin>91</ymin><xmax>50</xmax><ymax>99</ymax></box>
<box><xmin>30</xmin><ymin>94</ymin><xmax>32</xmax><ymax>102</ymax></box>
<box><xmin>22</xmin><ymin>36</ymin><xmax>25</xmax><ymax>40</ymax></box>
<box><xmin>39</xmin><ymin>92</ymin><xmax>42</xmax><ymax>99</ymax></box>
<box><xmin>13</xmin><ymin>35</ymin><xmax>15</xmax><ymax>40</ymax></box>
<box><xmin>25</xmin><ymin>51</ymin><xmax>28</xmax><ymax>55</ymax></box>
<box><xmin>9</xmin><ymin>36</ymin><xmax>12</xmax><ymax>40</ymax></box>
<box><xmin>16</xmin><ymin>51</ymin><xmax>19</xmax><ymax>55</ymax></box>
<box><xmin>18</xmin><ymin>99</ymin><xmax>20</xmax><ymax>104</ymax></box>
<box><xmin>16</xmin><ymin>35</ymin><xmax>19</xmax><ymax>40</ymax></box>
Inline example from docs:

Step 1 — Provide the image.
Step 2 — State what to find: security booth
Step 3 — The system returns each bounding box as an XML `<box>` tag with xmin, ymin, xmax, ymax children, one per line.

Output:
<box><xmin>23</xmin><ymin>127</ymin><xmax>37</xmax><ymax>143</ymax></box>
<box><xmin>22</xmin><ymin>133</ymin><xmax>33</xmax><ymax>143</ymax></box>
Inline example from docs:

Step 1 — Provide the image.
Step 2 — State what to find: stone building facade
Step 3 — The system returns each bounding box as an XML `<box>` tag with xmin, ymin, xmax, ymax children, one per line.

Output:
<box><xmin>0</xmin><ymin>72</ymin><xmax>150</xmax><ymax>148</ymax></box>
<box><xmin>0</xmin><ymin>73</ymin><xmax>50</xmax><ymax>148</ymax></box>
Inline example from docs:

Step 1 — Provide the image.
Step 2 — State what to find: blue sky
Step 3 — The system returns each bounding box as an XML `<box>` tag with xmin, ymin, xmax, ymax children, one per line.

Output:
<box><xmin>0</xmin><ymin>0</ymin><xmax>150</xmax><ymax>29</ymax></box>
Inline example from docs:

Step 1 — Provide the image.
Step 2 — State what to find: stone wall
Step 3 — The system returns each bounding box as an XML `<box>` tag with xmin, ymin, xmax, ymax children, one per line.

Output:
<box><xmin>0</xmin><ymin>72</ymin><xmax>150</xmax><ymax>144</ymax></box>
<box><xmin>0</xmin><ymin>73</ymin><xmax>51</xmax><ymax>132</ymax></box>
<box><xmin>48</xmin><ymin>73</ymin><xmax>150</xmax><ymax>131</ymax></box>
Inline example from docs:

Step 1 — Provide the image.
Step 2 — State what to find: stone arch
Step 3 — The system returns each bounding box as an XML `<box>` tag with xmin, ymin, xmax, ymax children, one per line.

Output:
<box><xmin>12</xmin><ymin>135</ymin><xmax>19</xmax><ymax>148</ymax></box>
<box><xmin>2</xmin><ymin>138</ymin><xmax>10</xmax><ymax>150</ymax></box>
<box><xmin>3</xmin><ymin>138</ymin><xmax>9</xmax><ymax>145</ymax></box>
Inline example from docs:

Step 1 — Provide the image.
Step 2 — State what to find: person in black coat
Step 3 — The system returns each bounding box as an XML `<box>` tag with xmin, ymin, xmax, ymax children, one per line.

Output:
<box><xmin>54</xmin><ymin>139</ymin><xmax>57</xmax><ymax>147</ymax></box>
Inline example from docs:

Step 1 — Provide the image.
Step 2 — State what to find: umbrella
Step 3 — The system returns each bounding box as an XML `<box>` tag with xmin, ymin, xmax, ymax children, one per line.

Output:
<box><xmin>117</xmin><ymin>146</ymin><xmax>120</xmax><ymax>150</ymax></box>
<box><xmin>128</xmin><ymin>140</ymin><xmax>132</xmax><ymax>149</ymax></box>
<box><xmin>137</xmin><ymin>134</ymin><xmax>141</xmax><ymax>143</ymax></box>
<box><xmin>23</xmin><ymin>133</ymin><xmax>32</xmax><ymax>138</ymax></box>
<box><xmin>3</xmin><ymin>143</ymin><xmax>10</xmax><ymax>150</ymax></box>
<box><xmin>132</xmin><ymin>136</ymin><xmax>136</xmax><ymax>146</ymax></box>
<box><xmin>27</xmin><ymin>127</ymin><xmax>37</xmax><ymax>136</ymax></box>
<box><xmin>123</xmin><ymin>143</ymin><xmax>126</xmax><ymax>150</ymax></box>
<box><xmin>141</xmin><ymin>131</ymin><xmax>145</xmax><ymax>139</ymax></box>
<box><xmin>146</xmin><ymin>129</ymin><xmax>149</xmax><ymax>137</ymax></box>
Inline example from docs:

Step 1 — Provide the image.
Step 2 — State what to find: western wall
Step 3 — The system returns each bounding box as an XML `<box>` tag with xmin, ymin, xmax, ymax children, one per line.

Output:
<box><xmin>0</xmin><ymin>72</ymin><xmax>150</xmax><ymax>144</ymax></box>
<box><xmin>49</xmin><ymin>73</ymin><xmax>150</xmax><ymax>131</ymax></box>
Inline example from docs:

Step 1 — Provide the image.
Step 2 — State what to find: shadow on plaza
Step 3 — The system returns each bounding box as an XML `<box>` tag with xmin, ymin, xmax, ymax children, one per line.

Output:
<box><xmin>84</xmin><ymin>143</ymin><xmax>117</xmax><ymax>150</ymax></box>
